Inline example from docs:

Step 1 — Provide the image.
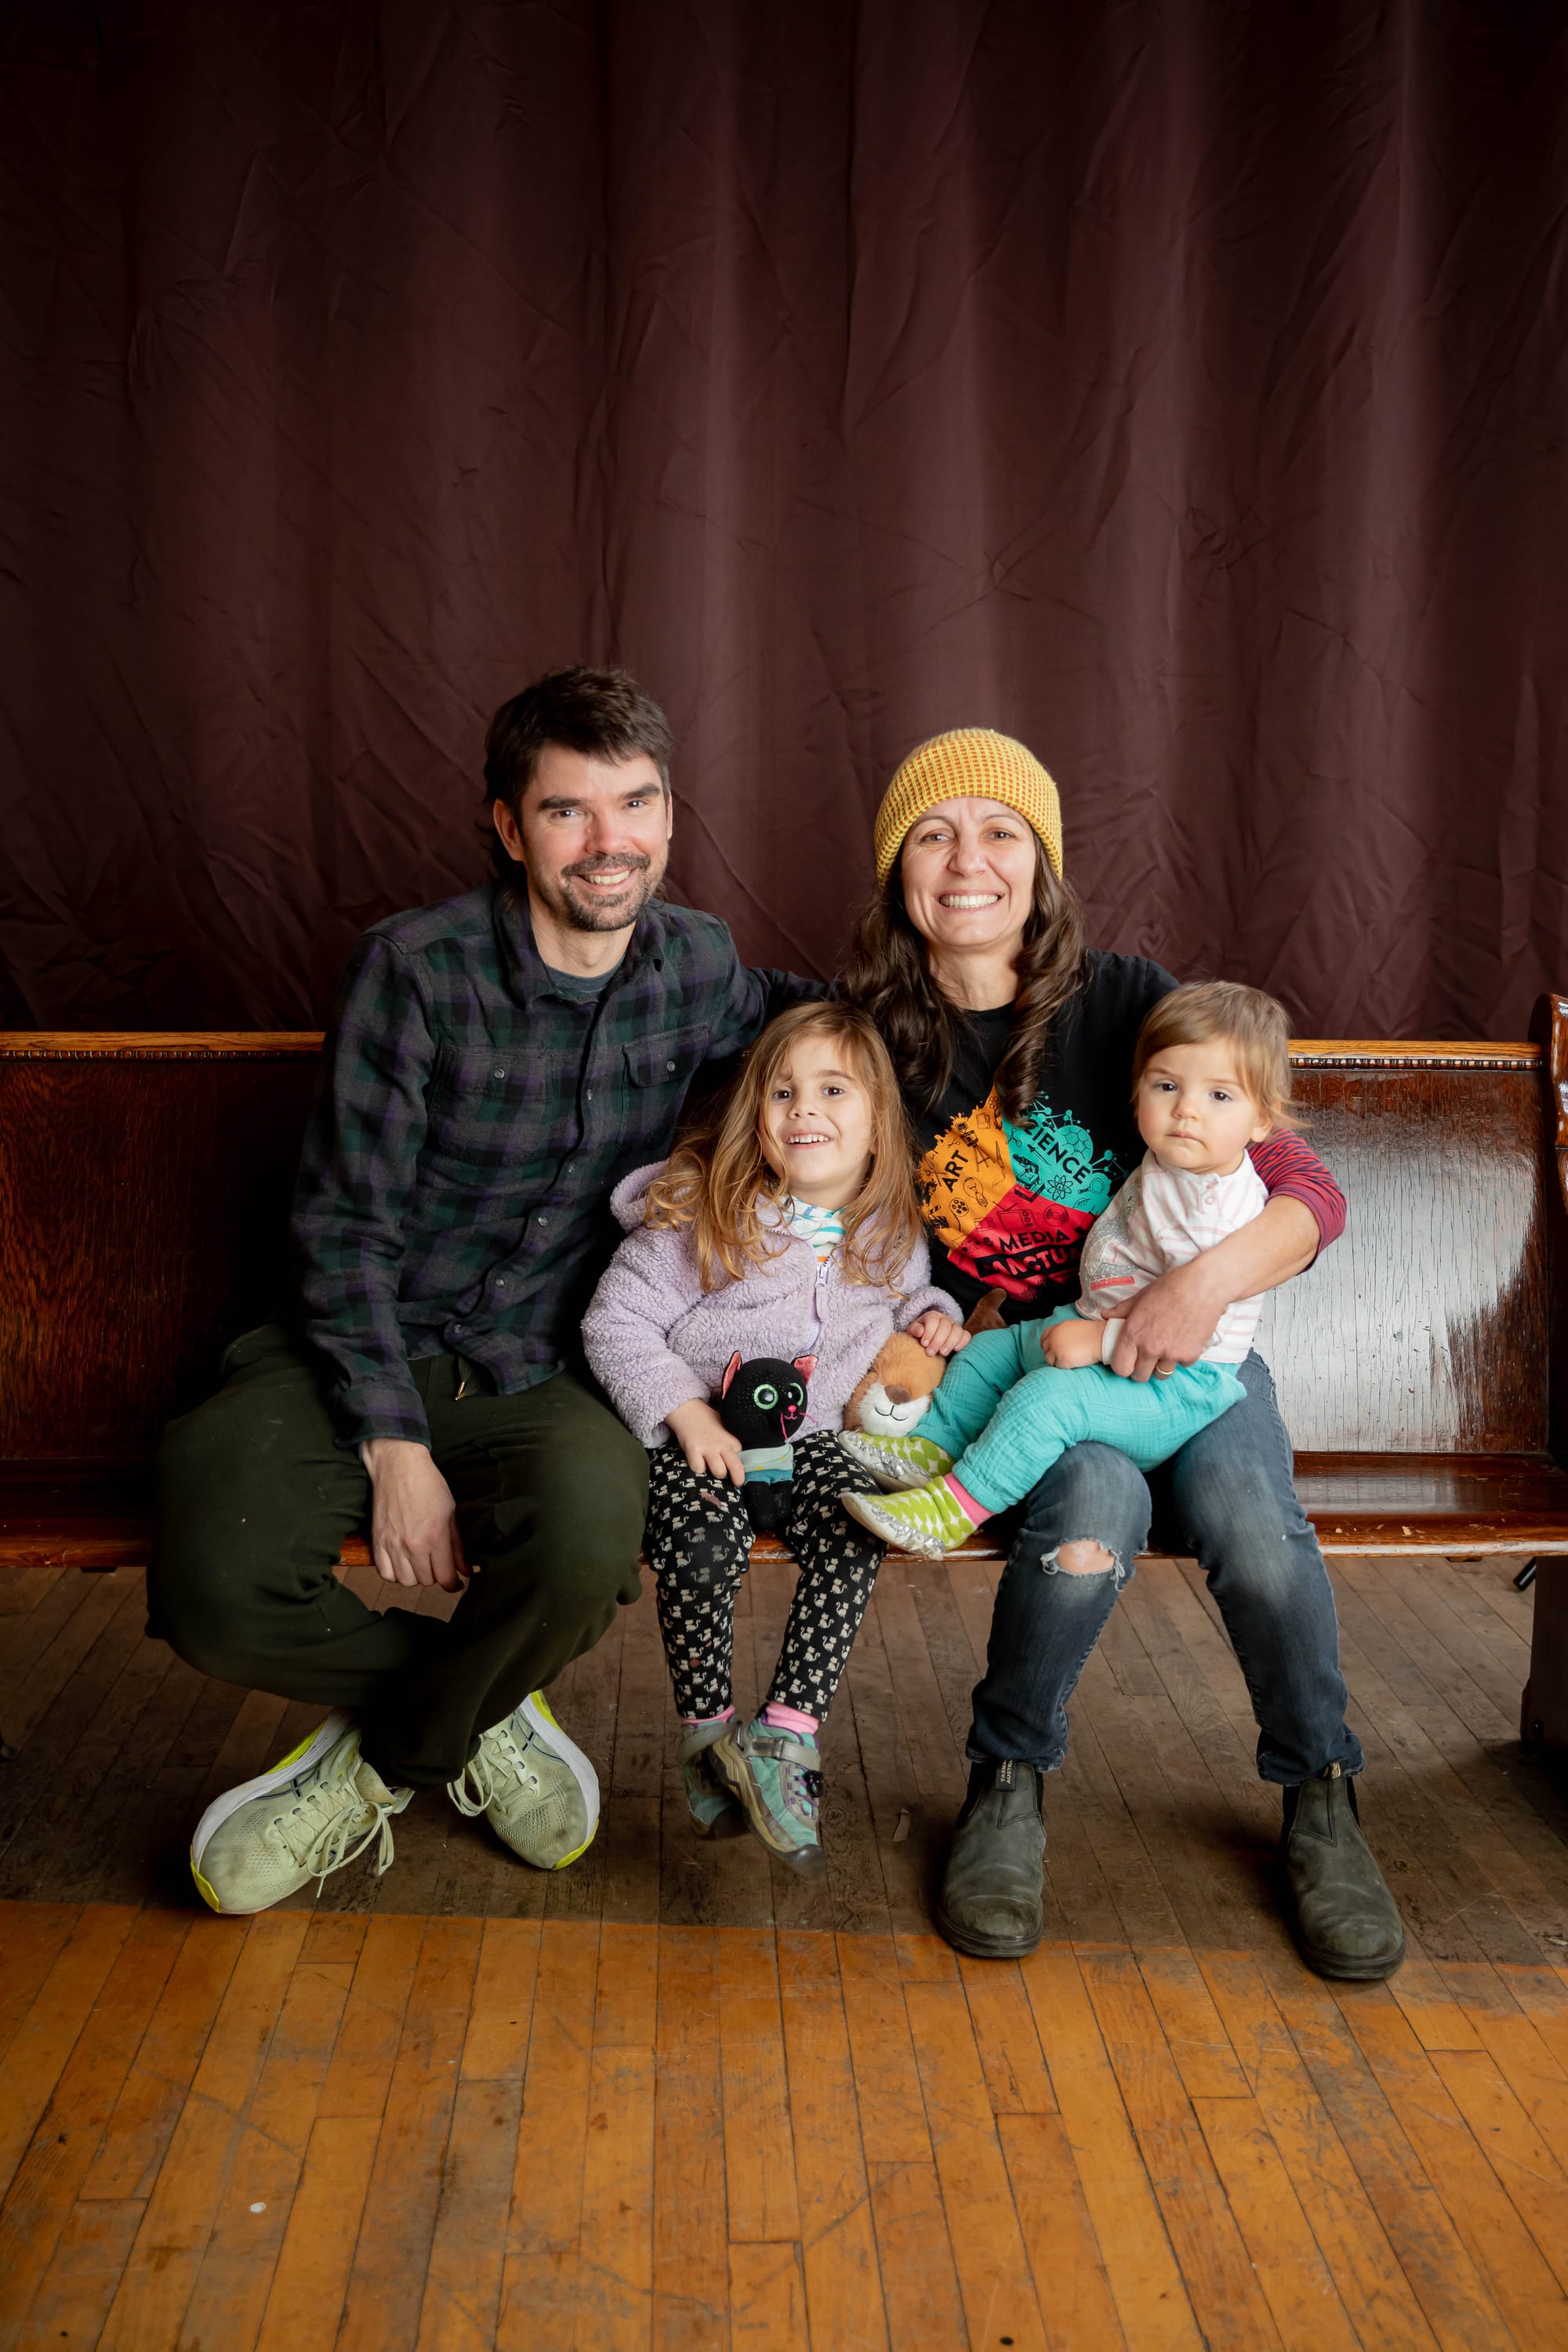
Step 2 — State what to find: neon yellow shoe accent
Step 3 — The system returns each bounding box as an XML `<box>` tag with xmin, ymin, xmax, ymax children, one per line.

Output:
<box><xmin>448</xmin><ymin>1692</ymin><xmax>601</xmax><ymax>1869</ymax></box>
<box><xmin>839</xmin><ymin>1477</ymin><xmax>978</xmax><ymax>1558</ymax></box>
<box><xmin>188</xmin><ymin>1715</ymin><xmax>411</xmax><ymax>1915</ymax></box>
<box><xmin>550</xmin><ymin>1828</ymin><xmax>597</xmax><ymax>1870</ymax></box>
<box><xmin>837</xmin><ymin>1428</ymin><xmax>956</xmax><ymax>1490</ymax></box>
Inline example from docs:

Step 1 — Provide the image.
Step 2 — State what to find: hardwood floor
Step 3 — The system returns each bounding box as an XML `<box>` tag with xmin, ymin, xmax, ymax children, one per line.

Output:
<box><xmin>4</xmin><ymin>1552</ymin><xmax>1568</xmax><ymax>2347</ymax></box>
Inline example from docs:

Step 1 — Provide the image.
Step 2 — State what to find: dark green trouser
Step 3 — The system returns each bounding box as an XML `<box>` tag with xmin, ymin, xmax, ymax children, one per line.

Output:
<box><xmin>148</xmin><ymin>1326</ymin><xmax>648</xmax><ymax>1788</ymax></box>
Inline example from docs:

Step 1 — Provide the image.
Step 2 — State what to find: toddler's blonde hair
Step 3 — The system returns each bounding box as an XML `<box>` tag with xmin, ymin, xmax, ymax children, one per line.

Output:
<box><xmin>1132</xmin><ymin>982</ymin><xmax>1296</xmax><ymax>1131</ymax></box>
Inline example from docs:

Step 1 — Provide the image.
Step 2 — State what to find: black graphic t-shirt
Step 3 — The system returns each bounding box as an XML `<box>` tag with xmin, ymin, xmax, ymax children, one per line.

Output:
<box><xmin>909</xmin><ymin>952</ymin><xmax>1175</xmax><ymax>1322</ymax></box>
<box><xmin>908</xmin><ymin>950</ymin><xmax>1347</xmax><ymax>1324</ymax></box>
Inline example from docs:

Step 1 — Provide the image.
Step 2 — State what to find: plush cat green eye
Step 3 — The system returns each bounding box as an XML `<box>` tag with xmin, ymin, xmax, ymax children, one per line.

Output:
<box><xmin>787</xmin><ymin>1384</ymin><xmax>804</xmax><ymax>1406</ymax></box>
<box><xmin>754</xmin><ymin>1383</ymin><xmax>779</xmax><ymax>1408</ymax></box>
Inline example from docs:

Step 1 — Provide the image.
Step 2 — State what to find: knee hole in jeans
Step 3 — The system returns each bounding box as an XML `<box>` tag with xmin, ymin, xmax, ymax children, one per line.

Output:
<box><xmin>1047</xmin><ymin>1538</ymin><xmax>1120</xmax><ymax>1578</ymax></box>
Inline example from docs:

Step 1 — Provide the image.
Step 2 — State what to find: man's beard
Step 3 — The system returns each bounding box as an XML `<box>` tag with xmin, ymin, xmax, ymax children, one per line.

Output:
<box><xmin>538</xmin><ymin>852</ymin><xmax>662</xmax><ymax>933</ymax></box>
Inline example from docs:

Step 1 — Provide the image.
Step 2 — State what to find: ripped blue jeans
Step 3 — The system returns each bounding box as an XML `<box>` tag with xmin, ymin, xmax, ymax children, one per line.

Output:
<box><xmin>967</xmin><ymin>1352</ymin><xmax>1363</xmax><ymax>1786</ymax></box>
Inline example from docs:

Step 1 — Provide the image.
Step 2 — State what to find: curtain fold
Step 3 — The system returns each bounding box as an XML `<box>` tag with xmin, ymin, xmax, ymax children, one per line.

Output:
<box><xmin>2</xmin><ymin>0</ymin><xmax>1563</xmax><ymax>1033</ymax></box>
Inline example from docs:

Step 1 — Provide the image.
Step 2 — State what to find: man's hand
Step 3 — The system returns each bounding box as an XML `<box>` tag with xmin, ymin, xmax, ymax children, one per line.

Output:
<box><xmin>1040</xmin><ymin>1315</ymin><xmax>1105</xmax><ymax>1369</ymax></box>
<box><xmin>361</xmin><ymin>1438</ymin><xmax>469</xmax><ymax>1591</ymax></box>
<box><xmin>906</xmin><ymin>1310</ymin><xmax>971</xmax><ymax>1358</ymax></box>
<box><xmin>1111</xmin><ymin>1258</ymin><xmax>1225</xmax><ymax>1381</ymax></box>
<box><xmin>666</xmin><ymin>1398</ymin><xmax>747</xmax><ymax>1484</ymax></box>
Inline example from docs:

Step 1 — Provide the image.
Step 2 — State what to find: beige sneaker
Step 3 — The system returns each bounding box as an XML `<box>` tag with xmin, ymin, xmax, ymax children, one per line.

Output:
<box><xmin>190</xmin><ymin>1714</ymin><xmax>411</xmax><ymax>1915</ymax></box>
<box><xmin>448</xmin><ymin>1692</ymin><xmax>599</xmax><ymax>1869</ymax></box>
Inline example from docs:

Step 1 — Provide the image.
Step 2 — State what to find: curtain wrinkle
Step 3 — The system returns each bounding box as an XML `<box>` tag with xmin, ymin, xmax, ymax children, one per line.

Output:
<box><xmin>0</xmin><ymin>0</ymin><xmax>1563</xmax><ymax>1030</ymax></box>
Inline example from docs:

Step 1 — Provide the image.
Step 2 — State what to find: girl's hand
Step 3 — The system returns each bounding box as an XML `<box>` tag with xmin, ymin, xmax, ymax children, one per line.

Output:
<box><xmin>666</xmin><ymin>1398</ymin><xmax>747</xmax><ymax>1485</ymax></box>
<box><xmin>906</xmin><ymin>1310</ymin><xmax>971</xmax><ymax>1358</ymax></box>
<box><xmin>1040</xmin><ymin>1315</ymin><xmax>1106</xmax><ymax>1370</ymax></box>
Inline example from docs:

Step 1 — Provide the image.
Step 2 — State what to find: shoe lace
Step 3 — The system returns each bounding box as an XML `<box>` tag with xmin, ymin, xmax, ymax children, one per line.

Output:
<box><xmin>449</xmin><ymin>1721</ymin><xmax>541</xmax><ymax>1817</ymax></box>
<box><xmin>277</xmin><ymin>1770</ymin><xmax>399</xmax><ymax>1884</ymax></box>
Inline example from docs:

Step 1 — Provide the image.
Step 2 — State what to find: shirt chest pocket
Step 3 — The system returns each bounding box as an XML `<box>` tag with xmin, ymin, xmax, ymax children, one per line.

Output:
<box><xmin>421</xmin><ymin>1045</ymin><xmax>554</xmax><ymax>1186</ymax></box>
<box><xmin>622</xmin><ymin>1030</ymin><xmax>705</xmax><ymax>1140</ymax></box>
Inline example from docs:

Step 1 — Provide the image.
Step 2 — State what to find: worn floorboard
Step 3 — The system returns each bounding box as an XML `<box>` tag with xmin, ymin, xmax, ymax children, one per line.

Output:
<box><xmin>3</xmin><ymin>1552</ymin><xmax>1568</xmax><ymax>2347</ymax></box>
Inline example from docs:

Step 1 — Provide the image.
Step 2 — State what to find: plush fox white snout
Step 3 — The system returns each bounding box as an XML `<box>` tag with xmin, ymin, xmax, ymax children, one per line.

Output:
<box><xmin>855</xmin><ymin>1383</ymin><xmax>935</xmax><ymax>1438</ymax></box>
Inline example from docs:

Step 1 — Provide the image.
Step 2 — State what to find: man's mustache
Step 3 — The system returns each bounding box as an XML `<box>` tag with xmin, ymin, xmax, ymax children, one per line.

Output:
<box><xmin>564</xmin><ymin>854</ymin><xmax>652</xmax><ymax>883</ymax></box>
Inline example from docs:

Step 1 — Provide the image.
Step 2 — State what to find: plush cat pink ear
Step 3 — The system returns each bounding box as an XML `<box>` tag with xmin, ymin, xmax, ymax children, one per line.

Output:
<box><xmin>720</xmin><ymin>1351</ymin><xmax>743</xmax><ymax>1397</ymax></box>
<box><xmin>793</xmin><ymin>1355</ymin><xmax>817</xmax><ymax>1382</ymax></box>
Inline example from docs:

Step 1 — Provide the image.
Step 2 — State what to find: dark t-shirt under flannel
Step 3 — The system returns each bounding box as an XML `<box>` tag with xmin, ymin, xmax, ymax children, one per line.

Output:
<box><xmin>292</xmin><ymin>882</ymin><xmax>812</xmax><ymax>1446</ymax></box>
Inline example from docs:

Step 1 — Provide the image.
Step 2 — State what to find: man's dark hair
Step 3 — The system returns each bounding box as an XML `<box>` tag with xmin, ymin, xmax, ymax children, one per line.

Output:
<box><xmin>484</xmin><ymin>666</ymin><xmax>673</xmax><ymax>879</ymax></box>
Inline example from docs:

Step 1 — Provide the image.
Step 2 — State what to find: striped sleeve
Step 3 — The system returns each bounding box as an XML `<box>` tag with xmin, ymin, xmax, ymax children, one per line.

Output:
<box><xmin>1247</xmin><ymin>1131</ymin><xmax>1345</xmax><ymax>1252</ymax></box>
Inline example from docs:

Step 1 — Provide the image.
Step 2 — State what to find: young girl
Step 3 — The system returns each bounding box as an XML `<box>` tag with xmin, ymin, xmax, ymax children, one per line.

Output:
<box><xmin>582</xmin><ymin>1001</ymin><xmax>964</xmax><ymax>1875</ymax></box>
<box><xmin>838</xmin><ymin>982</ymin><xmax>1296</xmax><ymax>1554</ymax></box>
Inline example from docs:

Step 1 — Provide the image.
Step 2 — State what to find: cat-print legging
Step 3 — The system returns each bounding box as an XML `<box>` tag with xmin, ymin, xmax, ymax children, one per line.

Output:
<box><xmin>644</xmin><ymin>1431</ymin><xmax>885</xmax><ymax>1719</ymax></box>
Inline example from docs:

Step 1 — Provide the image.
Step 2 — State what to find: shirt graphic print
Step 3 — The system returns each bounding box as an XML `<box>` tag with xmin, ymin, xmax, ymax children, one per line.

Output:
<box><xmin>916</xmin><ymin>1089</ymin><xmax>1128</xmax><ymax>1302</ymax></box>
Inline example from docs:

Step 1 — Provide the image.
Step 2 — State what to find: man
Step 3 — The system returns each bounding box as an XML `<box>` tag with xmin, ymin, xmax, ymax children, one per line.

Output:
<box><xmin>150</xmin><ymin>666</ymin><xmax>810</xmax><ymax>1914</ymax></box>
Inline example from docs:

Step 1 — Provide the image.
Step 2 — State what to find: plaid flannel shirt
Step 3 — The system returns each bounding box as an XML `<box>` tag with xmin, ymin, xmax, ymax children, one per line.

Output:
<box><xmin>292</xmin><ymin>882</ymin><xmax>814</xmax><ymax>1446</ymax></box>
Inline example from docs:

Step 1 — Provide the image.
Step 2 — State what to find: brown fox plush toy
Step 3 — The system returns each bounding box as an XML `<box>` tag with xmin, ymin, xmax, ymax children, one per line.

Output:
<box><xmin>843</xmin><ymin>1287</ymin><xmax>1006</xmax><ymax>1439</ymax></box>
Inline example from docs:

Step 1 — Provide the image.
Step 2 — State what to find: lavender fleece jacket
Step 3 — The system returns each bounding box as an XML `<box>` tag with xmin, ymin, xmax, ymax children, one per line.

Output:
<box><xmin>581</xmin><ymin>1163</ymin><xmax>960</xmax><ymax>1448</ymax></box>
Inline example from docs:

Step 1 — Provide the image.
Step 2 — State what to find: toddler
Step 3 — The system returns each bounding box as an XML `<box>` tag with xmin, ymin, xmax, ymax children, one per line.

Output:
<box><xmin>838</xmin><ymin>982</ymin><xmax>1296</xmax><ymax>1555</ymax></box>
<box><xmin>582</xmin><ymin>1001</ymin><xmax>964</xmax><ymax>1873</ymax></box>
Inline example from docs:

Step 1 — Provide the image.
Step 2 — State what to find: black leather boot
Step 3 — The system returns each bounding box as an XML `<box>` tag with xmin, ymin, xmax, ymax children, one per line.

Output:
<box><xmin>1282</xmin><ymin>1763</ymin><xmax>1406</xmax><ymax>1980</ymax></box>
<box><xmin>935</xmin><ymin>1759</ymin><xmax>1046</xmax><ymax>1958</ymax></box>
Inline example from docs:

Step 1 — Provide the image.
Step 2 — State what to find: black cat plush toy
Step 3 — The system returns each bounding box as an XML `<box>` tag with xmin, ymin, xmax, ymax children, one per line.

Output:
<box><xmin>714</xmin><ymin>1350</ymin><xmax>817</xmax><ymax>1534</ymax></box>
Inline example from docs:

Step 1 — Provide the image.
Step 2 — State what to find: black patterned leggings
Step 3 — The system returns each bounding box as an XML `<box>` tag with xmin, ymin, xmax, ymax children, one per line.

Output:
<box><xmin>644</xmin><ymin>1431</ymin><xmax>885</xmax><ymax>1720</ymax></box>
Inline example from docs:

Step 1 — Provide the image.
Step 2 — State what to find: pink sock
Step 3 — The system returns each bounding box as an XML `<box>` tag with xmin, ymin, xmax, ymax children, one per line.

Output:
<box><xmin>682</xmin><ymin>1706</ymin><xmax>734</xmax><ymax>1728</ymax></box>
<box><xmin>762</xmin><ymin>1700</ymin><xmax>819</xmax><ymax>1738</ymax></box>
<box><xmin>944</xmin><ymin>1472</ymin><xmax>992</xmax><ymax>1525</ymax></box>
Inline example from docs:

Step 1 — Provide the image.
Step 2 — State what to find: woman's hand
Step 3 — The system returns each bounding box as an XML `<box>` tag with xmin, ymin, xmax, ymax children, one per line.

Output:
<box><xmin>906</xmin><ymin>1310</ymin><xmax>971</xmax><ymax>1358</ymax></box>
<box><xmin>1110</xmin><ymin>1196</ymin><xmax>1319</xmax><ymax>1380</ymax></box>
<box><xmin>1109</xmin><ymin>1257</ymin><xmax>1225</xmax><ymax>1378</ymax></box>
<box><xmin>666</xmin><ymin>1398</ymin><xmax>747</xmax><ymax>1484</ymax></box>
<box><xmin>1040</xmin><ymin>1316</ymin><xmax>1105</xmax><ymax>1369</ymax></box>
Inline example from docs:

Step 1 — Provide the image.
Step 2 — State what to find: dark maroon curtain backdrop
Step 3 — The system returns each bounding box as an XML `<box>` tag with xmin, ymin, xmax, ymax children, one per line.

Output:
<box><xmin>2</xmin><ymin>2</ymin><xmax>1565</xmax><ymax>1035</ymax></box>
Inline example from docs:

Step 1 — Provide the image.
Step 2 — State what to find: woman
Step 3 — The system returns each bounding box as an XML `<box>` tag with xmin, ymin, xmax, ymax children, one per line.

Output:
<box><xmin>840</xmin><ymin>728</ymin><xmax>1404</xmax><ymax>1981</ymax></box>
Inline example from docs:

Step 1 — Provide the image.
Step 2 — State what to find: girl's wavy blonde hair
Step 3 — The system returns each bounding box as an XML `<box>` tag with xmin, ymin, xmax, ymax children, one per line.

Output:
<box><xmin>644</xmin><ymin>1000</ymin><xmax>924</xmax><ymax>1294</ymax></box>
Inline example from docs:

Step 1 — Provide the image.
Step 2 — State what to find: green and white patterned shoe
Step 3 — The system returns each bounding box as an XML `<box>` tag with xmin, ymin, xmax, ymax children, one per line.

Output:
<box><xmin>449</xmin><ymin>1691</ymin><xmax>600</xmax><ymax>1869</ymax></box>
<box><xmin>837</xmin><ymin>1428</ymin><xmax>956</xmax><ymax>1490</ymax></box>
<box><xmin>680</xmin><ymin>1718</ymin><xmax>748</xmax><ymax>1838</ymax></box>
<box><xmin>709</xmin><ymin>1715</ymin><xmax>826</xmax><ymax>1877</ymax></box>
<box><xmin>190</xmin><ymin>1715</ymin><xmax>411</xmax><ymax>1915</ymax></box>
<box><xmin>839</xmin><ymin>1477</ymin><xmax>978</xmax><ymax>1558</ymax></box>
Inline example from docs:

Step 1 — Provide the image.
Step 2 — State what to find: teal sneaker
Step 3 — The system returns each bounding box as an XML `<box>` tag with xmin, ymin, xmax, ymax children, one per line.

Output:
<box><xmin>679</xmin><ymin>1718</ymin><xmax>748</xmax><ymax>1838</ymax></box>
<box><xmin>837</xmin><ymin>1428</ymin><xmax>956</xmax><ymax>1490</ymax></box>
<box><xmin>448</xmin><ymin>1691</ymin><xmax>600</xmax><ymax>1869</ymax></box>
<box><xmin>190</xmin><ymin>1715</ymin><xmax>411</xmax><ymax>1915</ymax></box>
<box><xmin>840</xmin><ymin>1477</ymin><xmax>978</xmax><ymax>1558</ymax></box>
<box><xmin>710</xmin><ymin>1715</ymin><xmax>826</xmax><ymax>1877</ymax></box>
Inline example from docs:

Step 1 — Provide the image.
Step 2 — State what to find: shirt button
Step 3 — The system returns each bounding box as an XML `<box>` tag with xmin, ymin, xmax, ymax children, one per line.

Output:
<box><xmin>451</xmin><ymin>1323</ymin><xmax>465</xmax><ymax>1336</ymax></box>
<box><xmin>493</xmin><ymin>1066</ymin><xmax>506</xmax><ymax>1078</ymax></box>
<box><xmin>666</xmin><ymin>1058</ymin><xmax>676</xmax><ymax>1072</ymax></box>
<box><xmin>564</xmin><ymin>1163</ymin><xmax>574</xmax><ymax>1174</ymax></box>
<box><xmin>495</xmin><ymin>1277</ymin><xmax>506</xmax><ymax>1290</ymax></box>
<box><xmin>584</xmin><ymin>1090</ymin><xmax>593</xmax><ymax>1102</ymax></box>
<box><xmin>537</xmin><ymin>1215</ymin><xmax>548</xmax><ymax>1227</ymax></box>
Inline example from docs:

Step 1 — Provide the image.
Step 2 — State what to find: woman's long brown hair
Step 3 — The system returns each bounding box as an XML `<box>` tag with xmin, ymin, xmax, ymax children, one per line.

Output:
<box><xmin>839</xmin><ymin>840</ymin><xmax>1088</xmax><ymax>1122</ymax></box>
<box><xmin>643</xmin><ymin>1002</ymin><xmax>924</xmax><ymax>1295</ymax></box>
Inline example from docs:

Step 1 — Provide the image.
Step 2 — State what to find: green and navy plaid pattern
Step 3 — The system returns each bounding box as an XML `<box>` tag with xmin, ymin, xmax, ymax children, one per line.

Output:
<box><xmin>292</xmin><ymin>883</ymin><xmax>812</xmax><ymax>1446</ymax></box>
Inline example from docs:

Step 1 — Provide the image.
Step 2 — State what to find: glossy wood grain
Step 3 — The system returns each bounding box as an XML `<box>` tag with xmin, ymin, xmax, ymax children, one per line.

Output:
<box><xmin>7</xmin><ymin>1457</ymin><xmax>1567</xmax><ymax>1570</ymax></box>
<box><xmin>1257</xmin><ymin>1064</ymin><xmax>1551</xmax><ymax>1451</ymax></box>
<box><xmin>3</xmin><ymin>1023</ymin><xmax>1566</xmax><ymax>1556</ymax></box>
<box><xmin>0</xmin><ymin>1050</ymin><xmax>322</xmax><ymax>1461</ymax></box>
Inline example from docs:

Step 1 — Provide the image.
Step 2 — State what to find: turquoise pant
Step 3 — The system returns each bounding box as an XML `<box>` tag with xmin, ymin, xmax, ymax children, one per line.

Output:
<box><xmin>920</xmin><ymin>1309</ymin><xmax>1247</xmax><ymax>1516</ymax></box>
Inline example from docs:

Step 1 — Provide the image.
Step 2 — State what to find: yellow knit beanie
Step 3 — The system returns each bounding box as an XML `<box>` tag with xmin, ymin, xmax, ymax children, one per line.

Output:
<box><xmin>873</xmin><ymin>728</ymin><xmax>1063</xmax><ymax>887</ymax></box>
